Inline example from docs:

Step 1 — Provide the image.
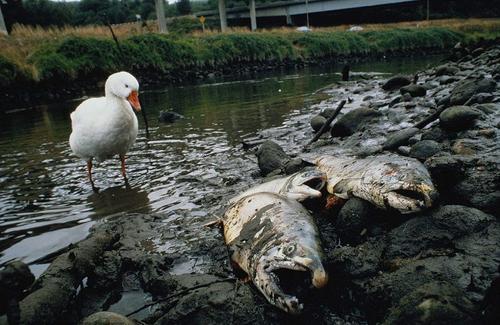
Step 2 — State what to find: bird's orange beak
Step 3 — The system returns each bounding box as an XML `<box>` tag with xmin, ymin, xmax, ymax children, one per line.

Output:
<box><xmin>127</xmin><ymin>90</ymin><xmax>141</xmax><ymax>112</ymax></box>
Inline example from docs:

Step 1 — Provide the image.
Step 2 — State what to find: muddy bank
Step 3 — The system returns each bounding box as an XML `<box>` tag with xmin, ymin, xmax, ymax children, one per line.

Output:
<box><xmin>2</xmin><ymin>40</ymin><xmax>499</xmax><ymax>324</ymax></box>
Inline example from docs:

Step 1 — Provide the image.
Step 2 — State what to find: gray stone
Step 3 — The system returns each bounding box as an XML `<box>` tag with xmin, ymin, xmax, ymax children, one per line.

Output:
<box><xmin>449</xmin><ymin>78</ymin><xmax>496</xmax><ymax>105</ymax></box>
<box><xmin>400</xmin><ymin>84</ymin><xmax>427</xmax><ymax>97</ymax></box>
<box><xmin>81</xmin><ymin>312</ymin><xmax>135</xmax><ymax>325</ymax></box>
<box><xmin>382</xmin><ymin>76</ymin><xmax>411</xmax><ymax>91</ymax></box>
<box><xmin>383</xmin><ymin>127</ymin><xmax>420</xmax><ymax>150</ymax></box>
<box><xmin>439</xmin><ymin>106</ymin><xmax>483</xmax><ymax>131</ymax></box>
<box><xmin>383</xmin><ymin>281</ymin><xmax>475</xmax><ymax>325</ymax></box>
<box><xmin>331</xmin><ymin>107</ymin><xmax>381</xmax><ymax>137</ymax></box>
<box><xmin>320</xmin><ymin>107</ymin><xmax>336</xmax><ymax>119</ymax></box>
<box><xmin>435</xmin><ymin>64</ymin><xmax>459</xmax><ymax>76</ymax></box>
<box><xmin>256</xmin><ymin>140</ymin><xmax>289</xmax><ymax>176</ymax></box>
<box><xmin>336</xmin><ymin>198</ymin><xmax>372</xmax><ymax>245</ymax></box>
<box><xmin>409</xmin><ymin>140</ymin><xmax>441</xmax><ymax>160</ymax></box>
<box><xmin>310</xmin><ymin>114</ymin><xmax>327</xmax><ymax>132</ymax></box>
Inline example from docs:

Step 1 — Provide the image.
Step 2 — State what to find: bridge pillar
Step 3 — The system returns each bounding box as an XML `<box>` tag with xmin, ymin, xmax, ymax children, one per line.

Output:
<box><xmin>218</xmin><ymin>0</ymin><xmax>228</xmax><ymax>32</ymax></box>
<box><xmin>249</xmin><ymin>0</ymin><xmax>257</xmax><ymax>31</ymax></box>
<box><xmin>285</xmin><ymin>8</ymin><xmax>293</xmax><ymax>25</ymax></box>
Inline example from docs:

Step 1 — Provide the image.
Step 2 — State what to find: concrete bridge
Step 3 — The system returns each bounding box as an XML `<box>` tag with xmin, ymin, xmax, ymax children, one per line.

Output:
<box><xmin>196</xmin><ymin>0</ymin><xmax>418</xmax><ymax>31</ymax></box>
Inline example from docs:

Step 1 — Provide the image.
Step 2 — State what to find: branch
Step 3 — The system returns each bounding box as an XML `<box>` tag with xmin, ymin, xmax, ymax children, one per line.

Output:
<box><xmin>306</xmin><ymin>100</ymin><xmax>346</xmax><ymax>146</ymax></box>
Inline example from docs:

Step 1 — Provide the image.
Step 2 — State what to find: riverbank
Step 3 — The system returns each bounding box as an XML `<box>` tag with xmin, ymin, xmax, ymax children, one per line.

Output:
<box><xmin>1</xmin><ymin>18</ymin><xmax>500</xmax><ymax>110</ymax></box>
<box><xmin>2</xmin><ymin>36</ymin><xmax>498</xmax><ymax>324</ymax></box>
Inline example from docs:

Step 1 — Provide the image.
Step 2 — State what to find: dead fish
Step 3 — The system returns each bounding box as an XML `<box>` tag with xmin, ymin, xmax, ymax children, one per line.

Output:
<box><xmin>223</xmin><ymin>192</ymin><xmax>328</xmax><ymax>314</ymax></box>
<box><xmin>314</xmin><ymin>153</ymin><xmax>438</xmax><ymax>213</ymax></box>
<box><xmin>229</xmin><ymin>168</ymin><xmax>326</xmax><ymax>205</ymax></box>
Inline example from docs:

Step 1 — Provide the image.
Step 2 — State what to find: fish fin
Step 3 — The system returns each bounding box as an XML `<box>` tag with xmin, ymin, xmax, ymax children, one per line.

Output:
<box><xmin>325</xmin><ymin>194</ymin><xmax>347</xmax><ymax>209</ymax></box>
<box><xmin>203</xmin><ymin>218</ymin><xmax>222</xmax><ymax>228</ymax></box>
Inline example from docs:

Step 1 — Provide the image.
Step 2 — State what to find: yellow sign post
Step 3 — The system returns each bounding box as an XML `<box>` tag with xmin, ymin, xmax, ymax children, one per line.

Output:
<box><xmin>199</xmin><ymin>16</ymin><xmax>206</xmax><ymax>32</ymax></box>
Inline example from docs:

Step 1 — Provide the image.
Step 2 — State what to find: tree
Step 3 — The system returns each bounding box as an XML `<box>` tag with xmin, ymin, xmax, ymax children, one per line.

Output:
<box><xmin>176</xmin><ymin>0</ymin><xmax>191</xmax><ymax>15</ymax></box>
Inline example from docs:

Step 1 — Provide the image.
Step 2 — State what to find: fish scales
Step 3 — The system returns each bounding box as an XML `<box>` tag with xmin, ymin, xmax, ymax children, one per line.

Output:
<box><xmin>315</xmin><ymin>153</ymin><xmax>438</xmax><ymax>213</ymax></box>
<box><xmin>223</xmin><ymin>192</ymin><xmax>327</xmax><ymax>314</ymax></box>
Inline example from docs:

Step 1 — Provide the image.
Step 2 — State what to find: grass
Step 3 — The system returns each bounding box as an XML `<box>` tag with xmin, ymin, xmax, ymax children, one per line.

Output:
<box><xmin>0</xmin><ymin>18</ymin><xmax>498</xmax><ymax>90</ymax></box>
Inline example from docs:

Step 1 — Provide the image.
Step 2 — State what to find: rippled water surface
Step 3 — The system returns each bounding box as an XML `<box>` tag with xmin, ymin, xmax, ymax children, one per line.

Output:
<box><xmin>0</xmin><ymin>58</ymin><xmax>442</xmax><ymax>269</ymax></box>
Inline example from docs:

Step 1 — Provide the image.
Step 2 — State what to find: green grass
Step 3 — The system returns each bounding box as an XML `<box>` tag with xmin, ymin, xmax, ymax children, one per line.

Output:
<box><xmin>0</xmin><ymin>27</ymin><xmax>472</xmax><ymax>89</ymax></box>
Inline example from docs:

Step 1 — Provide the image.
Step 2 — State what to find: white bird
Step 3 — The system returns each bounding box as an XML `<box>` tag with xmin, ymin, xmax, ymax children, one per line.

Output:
<box><xmin>69</xmin><ymin>71</ymin><xmax>141</xmax><ymax>190</ymax></box>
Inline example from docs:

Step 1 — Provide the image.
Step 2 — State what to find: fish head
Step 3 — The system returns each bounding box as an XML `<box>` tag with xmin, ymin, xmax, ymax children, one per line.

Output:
<box><xmin>282</xmin><ymin>169</ymin><xmax>327</xmax><ymax>201</ymax></box>
<box><xmin>366</xmin><ymin>160</ymin><xmax>439</xmax><ymax>213</ymax></box>
<box><xmin>254</xmin><ymin>241</ymin><xmax>328</xmax><ymax>314</ymax></box>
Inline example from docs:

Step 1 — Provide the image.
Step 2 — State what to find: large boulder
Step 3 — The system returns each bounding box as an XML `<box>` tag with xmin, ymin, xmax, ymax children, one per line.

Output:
<box><xmin>400</xmin><ymin>84</ymin><xmax>426</xmax><ymax>98</ymax></box>
<box><xmin>439</xmin><ymin>106</ymin><xmax>482</xmax><ymax>131</ymax></box>
<box><xmin>256</xmin><ymin>140</ymin><xmax>289</xmax><ymax>176</ymax></box>
<box><xmin>331</xmin><ymin>107</ymin><xmax>381</xmax><ymax>137</ymax></box>
<box><xmin>449</xmin><ymin>78</ymin><xmax>496</xmax><ymax>105</ymax></box>
<box><xmin>382</xmin><ymin>76</ymin><xmax>411</xmax><ymax>91</ymax></box>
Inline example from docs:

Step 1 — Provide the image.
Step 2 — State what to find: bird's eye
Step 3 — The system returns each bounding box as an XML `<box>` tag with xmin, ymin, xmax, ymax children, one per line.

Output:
<box><xmin>125</xmin><ymin>84</ymin><xmax>129</xmax><ymax>88</ymax></box>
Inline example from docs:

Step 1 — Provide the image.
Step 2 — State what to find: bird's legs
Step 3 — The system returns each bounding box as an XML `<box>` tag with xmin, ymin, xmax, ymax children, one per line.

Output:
<box><xmin>119</xmin><ymin>154</ymin><xmax>128</xmax><ymax>181</ymax></box>
<box><xmin>87</xmin><ymin>160</ymin><xmax>98</xmax><ymax>192</ymax></box>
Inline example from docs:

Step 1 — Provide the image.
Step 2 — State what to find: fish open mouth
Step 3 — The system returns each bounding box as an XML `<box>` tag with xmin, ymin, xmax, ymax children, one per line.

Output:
<box><xmin>267</xmin><ymin>264</ymin><xmax>310</xmax><ymax>314</ymax></box>
<box><xmin>386</xmin><ymin>187</ymin><xmax>437</xmax><ymax>212</ymax></box>
<box><xmin>303</xmin><ymin>176</ymin><xmax>326</xmax><ymax>192</ymax></box>
<box><xmin>263</xmin><ymin>260</ymin><xmax>327</xmax><ymax>314</ymax></box>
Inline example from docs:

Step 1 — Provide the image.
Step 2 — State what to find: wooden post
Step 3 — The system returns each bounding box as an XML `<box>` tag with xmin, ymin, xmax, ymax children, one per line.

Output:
<box><xmin>426</xmin><ymin>0</ymin><xmax>430</xmax><ymax>21</ymax></box>
<box><xmin>249</xmin><ymin>0</ymin><xmax>257</xmax><ymax>31</ymax></box>
<box><xmin>155</xmin><ymin>0</ymin><xmax>168</xmax><ymax>33</ymax></box>
<box><xmin>218</xmin><ymin>0</ymin><xmax>228</xmax><ymax>32</ymax></box>
<box><xmin>0</xmin><ymin>4</ymin><xmax>8</xmax><ymax>35</ymax></box>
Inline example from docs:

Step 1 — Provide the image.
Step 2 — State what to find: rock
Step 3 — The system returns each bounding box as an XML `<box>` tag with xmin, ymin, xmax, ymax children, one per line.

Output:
<box><xmin>439</xmin><ymin>106</ymin><xmax>482</xmax><ymax>131</ymax></box>
<box><xmin>435</xmin><ymin>64</ymin><xmax>459</xmax><ymax>76</ymax></box>
<box><xmin>256</xmin><ymin>140</ymin><xmax>289</xmax><ymax>176</ymax></box>
<box><xmin>383</xmin><ymin>127</ymin><xmax>420</xmax><ymax>150</ymax></box>
<box><xmin>481</xmin><ymin>276</ymin><xmax>500</xmax><ymax>324</ymax></box>
<box><xmin>385</xmin><ymin>205</ymin><xmax>494</xmax><ymax>259</ymax></box>
<box><xmin>424</xmin><ymin>155</ymin><xmax>464</xmax><ymax>184</ymax></box>
<box><xmin>0</xmin><ymin>261</ymin><xmax>35</xmax><ymax>294</ymax></box>
<box><xmin>310</xmin><ymin>115</ymin><xmax>327</xmax><ymax>132</ymax></box>
<box><xmin>382</xmin><ymin>76</ymin><xmax>411</xmax><ymax>91</ymax></box>
<box><xmin>158</xmin><ymin>111</ymin><xmax>184</xmax><ymax>123</ymax></box>
<box><xmin>438</xmin><ymin>75</ymin><xmax>460</xmax><ymax>85</ymax></box>
<box><xmin>383</xmin><ymin>281</ymin><xmax>475</xmax><ymax>325</ymax></box>
<box><xmin>467</xmin><ymin>92</ymin><xmax>494</xmax><ymax>104</ymax></box>
<box><xmin>449</xmin><ymin>78</ymin><xmax>496</xmax><ymax>105</ymax></box>
<box><xmin>401</xmin><ymin>93</ymin><xmax>413</xmax><ymax>102</ymax></box>
<box><xmin>284</xmin><ymin>157</ymin><xmax>306</xmax><ymax>175</ymax></box>
<box><xmin>81</xmin><ymin>311</ymin><xmax>135</xmax><ymax>325</ymax></box>
<box><xmin>389</xmin><ymin>96</ymin><xmax>402</xmax><ymax>107</ymax></box>
<box><xmin>421</xmin><ymin>127</ymin><xmax>449</xmax><ymax>142</ymax></box>
<box><xmin>400</xmin><ymin>84</ymin><xmax>427</xmax><ymax>98</ymax></box>
<box><xmin>409</xmin><ymin>140</ymin><xmax>441</xmax><ymax>160</ymax></box>
<box><xmin>331</xmin><ymin>107</ymin><xmax>381</xmax><ymax>137</ymax></box>
<box><xmin>156</xmin><ymin>274</ymin><xmax>263</xmax><ymax>325</ymax></box>
<box><xmin>475</xmin><ymin>103</ymin><xmax>499</xmax><ymax>114</ymax></box>
<box><xmin>336</xmin><ymin>198</ymin><xmax>372</xmax><ymax>245</ymax></box>
<box><xmin>451</xmin><ymin>139</ymin><xmax>481</xmax><ymax>155</ymax></box>
<box><xmin>320</xmin><ymin>107</ymin><xmax>337</xmax><ymax>119</ymax></box>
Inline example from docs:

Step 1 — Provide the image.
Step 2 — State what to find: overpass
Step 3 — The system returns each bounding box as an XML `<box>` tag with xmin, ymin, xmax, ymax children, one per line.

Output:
<box><xmin>195</xmin><ymin>0</ymin><xmax>418</xmax><ymax>31</ymax></box>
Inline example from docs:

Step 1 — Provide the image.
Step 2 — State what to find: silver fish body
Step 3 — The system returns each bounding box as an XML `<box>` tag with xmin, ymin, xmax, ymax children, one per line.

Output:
<box><xmin>229</xmin><ymin>168</ymin><xmax>326</xmax><ymax>205</ymax></box>
<box><xmin>223</xmin><ymin>192</ymin><xmax>328</xmax><ymax>314</ymax></box>
<box><xmin>314</xmin><ymin>153</ymin><xmax>438</xmax><ymax>213</ymax></box>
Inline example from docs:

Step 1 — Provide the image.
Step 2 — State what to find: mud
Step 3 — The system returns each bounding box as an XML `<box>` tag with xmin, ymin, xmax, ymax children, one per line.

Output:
<box><xmin>3</xmin><ymin>42</ymin><xmax>499</xmax><ymax>324</ymax></box>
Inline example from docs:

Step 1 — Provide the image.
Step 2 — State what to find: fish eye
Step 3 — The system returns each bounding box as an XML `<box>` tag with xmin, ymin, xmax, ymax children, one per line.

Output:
<box><xmin>284</xmin><ymin>244</ymin><xmax>296</xmax><ymax>255</ymax></box>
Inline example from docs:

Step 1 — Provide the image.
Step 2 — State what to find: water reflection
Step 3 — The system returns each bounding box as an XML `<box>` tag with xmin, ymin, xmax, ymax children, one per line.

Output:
<box><xmin>87</xmin><ymin>185</ymin><xmax>150</xmax><ymax>216</ymax></box>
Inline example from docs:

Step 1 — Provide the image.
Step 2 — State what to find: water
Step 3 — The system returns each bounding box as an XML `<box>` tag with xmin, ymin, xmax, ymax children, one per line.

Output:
<box><xmin>0</xmin><ymin>57</ymin><xmax>442</xmax><ymax>268</ymax></box>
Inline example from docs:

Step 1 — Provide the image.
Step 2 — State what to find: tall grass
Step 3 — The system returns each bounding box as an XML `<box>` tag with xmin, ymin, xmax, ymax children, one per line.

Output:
<box><xmin>0</xmin><ymin>18</ymin><xmax>498</xmax><ymax>90</ymax></box>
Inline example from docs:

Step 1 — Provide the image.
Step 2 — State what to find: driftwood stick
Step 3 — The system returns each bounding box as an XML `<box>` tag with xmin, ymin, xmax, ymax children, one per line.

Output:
<box><xmin>18</xmin><ymin>231</ymin><xmax>117</xmax><ymax>325</ymax></box>
<box><xmin>414</xmin><ymin>105</ymin><xmax>447</xmax><ymax>129</ymax></box>
<box><xmin>126</xmin><ymin>277</ymin><xmax>237</xmax><ymax>317</ymax></box>
<box><xmin>307</xmin><ymin>99</ymin><xmax>346</xmax><ymax>146</ymax></box>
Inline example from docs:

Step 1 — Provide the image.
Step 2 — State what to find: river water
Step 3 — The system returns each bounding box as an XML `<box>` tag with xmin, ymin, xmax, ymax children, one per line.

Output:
<box><xmin>0</xmin><ymin>57</ymin><xmax>442</xmax><ymax>273</ymax></box>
